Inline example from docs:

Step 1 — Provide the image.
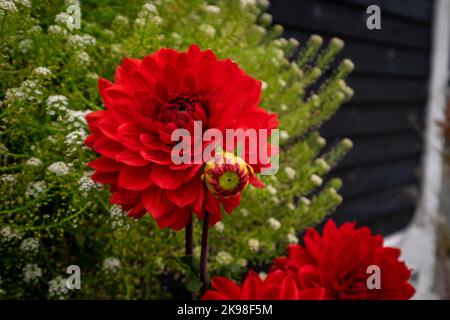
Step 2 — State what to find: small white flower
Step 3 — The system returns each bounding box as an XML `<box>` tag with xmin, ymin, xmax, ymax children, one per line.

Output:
<box><xmin>281</xmin><ymin>104</ymin><xmax>288</xmax><ymax>111</ymax></box>
<box><xmin>266</xmin><ymin>184</ymin><xmax>277</xmax><ymax>195</ymax></box>
<box><xmin>46</xmin><ymin>95</ymin><xmax>69</xmax><ymax>115</ymax></box>
<box><xmin>75</xmin><ymin>51</ymin><xmax>91</xmax><ymax>65</ymax></box>
<box><xmin>238</xmin><ymin>258</ymin><xmax>247</xmax><ymax>267</ymax></box>
<box><xmin>33</xmin><ymin>67</ymin><xmax>52</xmax><ymax>78</ymax></box>
<box><xmin>48</xmin><ymin>25</ymin><xmax>67</xmax><ymax>36</ymax></box>
<box><xmin>142</xmin><ymin>3</ymin><xmax>158</xmax><ymax>14</ymax></box>
<box><xmin>317</xmin><ymin>136</ymin><xmax>326</xmax><ymax>147</ymax></box>
<box><xmin>280</xmin><ymin>130</ymin><xmax>289</xmax><ymax>141</ymax></box>
<box><xmin>310</xmin><ymin>174</ymin><xmax>323</xmax><ymax>187</ymax></box>
<box><xmin>48</xmin><ymin>276</ymin><xmax>69</xmax><ymax>299</ymax></box>
<box><xmin>86</xmin><ymin>72</ymin><xmax>99</xmax><ymax>81</ymax></box>
<box><xmin>215</xmin><ymin>251</ymin><xmax>233</xmax><ymax>265</ymax></box>
<box><xmin>204</xmin><ymin>5</ymin><xmax>220</xmax><ymax>14</ymax></box>
<box><xmin>240</xmin><ymin>0</ymin><xmax>256</xmax><ymax>8</ymax></box>
<box><xmin>25</xmin><ymin>157</ymin><xmax>42</xmax><ymax>167</ymax></box>
<box><xmin>287</xmin><ymin>202</ymin><xmax>296</xmax><ymax>211</ymax></box>
<box><xmin>287</xmin><ymin>233</ymin><xmax>298</xmax><ymax>244</ymax></box>
<box><xmin>284</xmin><ymin>166</ymin><xmax>296</xmax><ymax>180</ymax></box>
<box><xmin>278</xmin><ymin>79</ymin><xmax>286</xmax><ymax>88</ymax></box>
<box><xmin>300</xmin><ymin>197</ymin><xmax>311</xmax><ymax>206</ymax></box>
<box><xmin>1</xmin><ymin>226</ymin><xmax>22</xmax><ymax>241</ymax></box>
<box><xmin>64</xmin><ymin>130</ymin><xmax>87</xmax><ymax>147</ymax></box>
<box><xmin>248</xmin><ymin>239</ymin><xmax>260</xmax><ymax>252</ymax></box>
<box><xmin>47</xmin><ymin>162</ymin><xmax>70</xmax><ymax>176</ymax></box>
<box><xmin>30</xmin><ymin>25</ymin><xmax>42</xmax><ymax>33</ymax></box>
<box><xmin>200</xmin><ymin>24</ymin><xmax>216</xmax><ymax>37</ymax></box>
<box><xmin>240</xmin><ymin>208</ymin><xmax>249</xmax><ymax>216</ymax></box>
<box><xmin>271</xmin><ymin>196</ymin><xmax>280</xmax><ymax>205</ymax></box>
<box><xmin>268</xmin><ymin>217</ymin><xmax>281</xmax><ymax>230</ymax></box>
<box><xmin>259</xmin><ymin>272</ymin><xmax>267</xmax><ymax>280</ymax></box>
<box><xmin>315</xmin><ymin>158</ymin><xmax>330</xmax><ymax>172</ymax></box>
<box><xmin>25</xmin><ymin>181</ymin><xmax>46</xmax><ymax>198</ymax></box>
<box><xmin>68</xmin><ymin>34</ymin><xmax>96</xmax><ymax>48</ymax></box>
<box><xmin>113</xmin><ymin>15</ymin><xmax>129</xmax><ymax>26</ymax></box>
<box><xmin>110</xmin><ymin>204</ymin><xmax>126</xmax><ymax>218</ymax></box>
<box><xmin>78</xmin><ymin>172</ymin><xmax>97</xmax><ymax>195</ymax></box>
<box><xmin>23</xmin><ymin>264</ymin><xmax>42</xmax><ymax>283</ymax></box>
<box><xmin>0</xmin><ymin>174</ymin><xmax>16</xmax><ymax>184</ymax></box>
<box><xmin>261</xmin><ymin>81</ymin><xmax>268</xmax><ymax>90</ymax></box>
<box><xmin>102</xmin><ymin>257</ymin><xmax>121</xmax><ymax>272</ymax></box>
<box><xmin>0</xmin><ymin>1</ymin><xmax>17</xmax><ymax>14</ymax></box>
<box><xmin>20</xmin><ymin>238</ymin><xmax>39</xmax><ymax>253</ymax></box>
<box><xmin>18</xmin><ymin>39</ymin><xmax>33</xmax><ymax>54</ymax></box>
<box><xmin>214</xmin><ymin>222</ymin><xmax>224</xmax><ymax>233</ymax></box>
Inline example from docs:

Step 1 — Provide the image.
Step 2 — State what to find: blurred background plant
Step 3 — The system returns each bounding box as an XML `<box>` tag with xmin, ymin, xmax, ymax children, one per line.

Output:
<box><xmin>0</xmin><ymin>0</ymin><xmax>353</xmax><ymax>299</ymax></box>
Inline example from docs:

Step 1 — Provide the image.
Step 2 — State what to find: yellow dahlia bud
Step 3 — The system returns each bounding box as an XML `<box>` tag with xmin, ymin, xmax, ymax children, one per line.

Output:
<box><xmin>202</xmin><ymin>152</ymin><xmax>251</xmax><ymax>198</ymax></box>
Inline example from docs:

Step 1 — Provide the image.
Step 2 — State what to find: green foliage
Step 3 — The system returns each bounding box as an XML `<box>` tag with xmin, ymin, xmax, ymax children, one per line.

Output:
<box><xmin>0</xmin><ymin>0</ymin><xmax>353</xmax><ymax>299</ymax></box>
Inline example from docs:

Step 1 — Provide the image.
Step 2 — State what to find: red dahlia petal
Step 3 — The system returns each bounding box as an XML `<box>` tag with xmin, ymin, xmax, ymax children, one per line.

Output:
<box><xmin>118</xmin><ymin>165</ymin><xmax>152</xmax><ymax>190</ymax></box>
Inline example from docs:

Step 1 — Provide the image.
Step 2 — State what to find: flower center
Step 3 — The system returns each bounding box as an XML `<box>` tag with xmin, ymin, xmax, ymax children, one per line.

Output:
<box><xmin>158</xmin><ymin>95</ymin><xmax>207</xmax><ymax>129</ymax></box>
<box><xmin>218</xmin><ymin>171</ymin><xmax>240</xmax><ymax>191</ymax></box>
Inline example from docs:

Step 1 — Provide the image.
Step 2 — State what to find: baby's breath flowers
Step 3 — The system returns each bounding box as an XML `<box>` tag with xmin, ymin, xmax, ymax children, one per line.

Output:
<box><xmin>19</xmin><ymin>238</ymin><xmax>39</xmax><ymax>253</ymax></box>
<box><xmin>47</xmin><ymin>162</ymin><xmax>70</xmax><ymax>176</ymax></box>
<box><xmin>48</xmin><ymin>276</ymin><xmax>69</xmax><ymax>300</ymax></box>
<box><xmin>23</xmin><ymin>264</ymin><xmax>42</xmax><ymax>283</ymax></box>
<box><xmin>102</xmin><ymin>257</ymin><xmax>121</xmax><ymax>273</ymax></box>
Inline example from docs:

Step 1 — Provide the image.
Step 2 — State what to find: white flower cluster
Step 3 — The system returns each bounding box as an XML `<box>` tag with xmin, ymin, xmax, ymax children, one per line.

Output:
<box><xmin>48</xmin><ymin>25</ymin><xmax>68</xmax><ymax>36</ymax></box>
<box><xmin>204</xmin><ymin>5</ymin><xmax>220</xmax><ymax>14</ymax></box>
<box><xmin>60</xmin><ymin>109</ymin><xmax>89</xmax><ymax>128</ymax></box>
<box><xmin>284</xmin><ymin>166</ymin><xmax>296</xmax><ymax>180</ymax></box>
<box><xmin>47</xmin><ymin>161</ymin><xmax>70</xmax><ymax>176</ymax></box>
<box><xmin>25</xmin><ymin>180</ymin><xmax>46</xmax><ymax>198</ymax></box>
<box><xmin>266</xmin><ymin>184</ymin><xmax>277</xmax><ymax>196</ymax></box>
<box><xmin>23</xmin><ymin>264</ymin><xmax>42</xmax><ymax>283</ymax></box>
<box><xmin>33</xmin><ymin>67</ymin><xmax>52</xmax><ymax>78</ymax></box>
<box><xmin>135</xmin><ymin>2</ymin><xmax>163</xmax><ymax>27</ymax></box>
<box><xmin>0</xmin><ymin>226</ymin><xmax>23</xmax><ymax>242</ymax></box>
<box><xmin>20</xmin><ymin>237</ymin><xmax>39</xmax><ymax>253</ymax></box>
<box><xmin>5</xmin><ymin>79</ymin><xmax>44</xmax><ymax>104</ymax></box>
<box><xmin>74</xmin><ymin>51</ymin><xmax>91</xmax><ymax>66</ymax></box>
<box><xmin>48</xmin><ymin>276</ymin><xmax>69</xmax><ymax>299</ymax></box>
<box><xmin>287</xmin><ymin>228</ymin><xmax>298</xmax><ymax>244</ymax></box>
<box><xmin>102</xmin><ymin>257</ymin><xmax>121</xmax><ymax>272</ymax></box>
<box><xmin>78</xmin><ymin>171</ymin><xmax>98</xmax><ymax>196</ymax></box>
<box><xmin>0</xmin><ymin>174</ymin><xmax>17</xmax><ymax>184</ymax></box>
<box><xmin>25</xmin><ymin>157</ymin><xmax>42</xmax><ymax>167</ymax></box>
<box><xmin>46</xmin><ymin>95</ymin><xmax>69</xmax><ymax>115</ymax></box>
<box><xmin>113</xmin><ymin>14</ymin><xmax>129</xmax><ymax>27</ymax></box>
<box><xmin>18</xmin><ymin>39</ymin><xmax>33</xmax><ymax>54</ymax></box>
<box><xmin>0</xmin><ymin>0</ymin><xmax>17</xmax><ymax>15</ymax></box>
<box><xmin>214</xmin><ymin>222</ymin><xmax>224</xmax><ymax>233</ymax></box>
<box><xmin>268</xmin><ymin>217</ymin><xmax>281</xmax><ymax>230</ymax></box>
<box><xmin>200</xmin><ymin>24</ymin><xmax>216</xmax><ymax>38</ymax></box>
<box><xmin>64</xmin><ymin>129</ymin><xmax>87</xmax><ymax>155</ymax></box>
<box><xmin>248</xmin><ymin>239</ymin><xmax>260</xmax><ymax>252</ymax></box>
<box><xmin>68</xmin><ymin>34</ymin><xmax>96</xmax><ymax>48</ymax></box>
<box><xmin>215</xmin><ymin>251</ymin><xmax>233</xmax><ymax>265</ymax></box>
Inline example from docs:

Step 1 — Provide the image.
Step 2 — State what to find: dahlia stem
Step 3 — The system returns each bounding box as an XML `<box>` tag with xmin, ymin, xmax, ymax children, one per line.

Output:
<box><xmin>200</xmin><ymin>211</ymin><xmax>210</xmax><ymax>295</ymax></box>
<box><xmin>185</xmin><ymin>212</ymin><xmax>193</xmax><ymax>256</ymax></box>
<box><xmin>185</xmin><ymin>211</ymin><xmax>193</xmax><ymax>300</ymax></box>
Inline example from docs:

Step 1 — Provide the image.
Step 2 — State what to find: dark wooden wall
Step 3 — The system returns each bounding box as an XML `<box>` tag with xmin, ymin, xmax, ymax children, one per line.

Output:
<box><xmin>269</xmin><ymin>0</ymin><xmax>434</xmax><ymax>235</ymax></box>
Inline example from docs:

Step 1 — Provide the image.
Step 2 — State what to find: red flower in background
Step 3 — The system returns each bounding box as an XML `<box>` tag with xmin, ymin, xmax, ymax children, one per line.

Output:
<box><xmin>202</xmin><ymin>270</ymin><xmax>324</xmax><ymax>300</ymax></box>
<box><xmin>85</xmin><ymin>45</ymin><xmax>278</xmax><ymax>230</ymax></box>
<box><xmin>272</xmin><ymin>220</ymin><xmax>415</xmax><ymax>300</ymax></box>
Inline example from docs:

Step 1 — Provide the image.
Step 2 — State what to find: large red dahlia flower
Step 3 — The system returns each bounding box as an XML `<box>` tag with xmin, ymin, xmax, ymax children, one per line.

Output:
<box><xmin>272</xmin><ymin>220</ymin><xmax>415</xmax><ymax>300</ymax></box>
<box><xmin>201</xmin><ymin>270</ymin><xmax>324</xmax><ymax>300</ymax></box>
<box><xmin>85</xmin><ymin>45</ymin><xmax>278</xmax><ymax>230</ymax></box>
